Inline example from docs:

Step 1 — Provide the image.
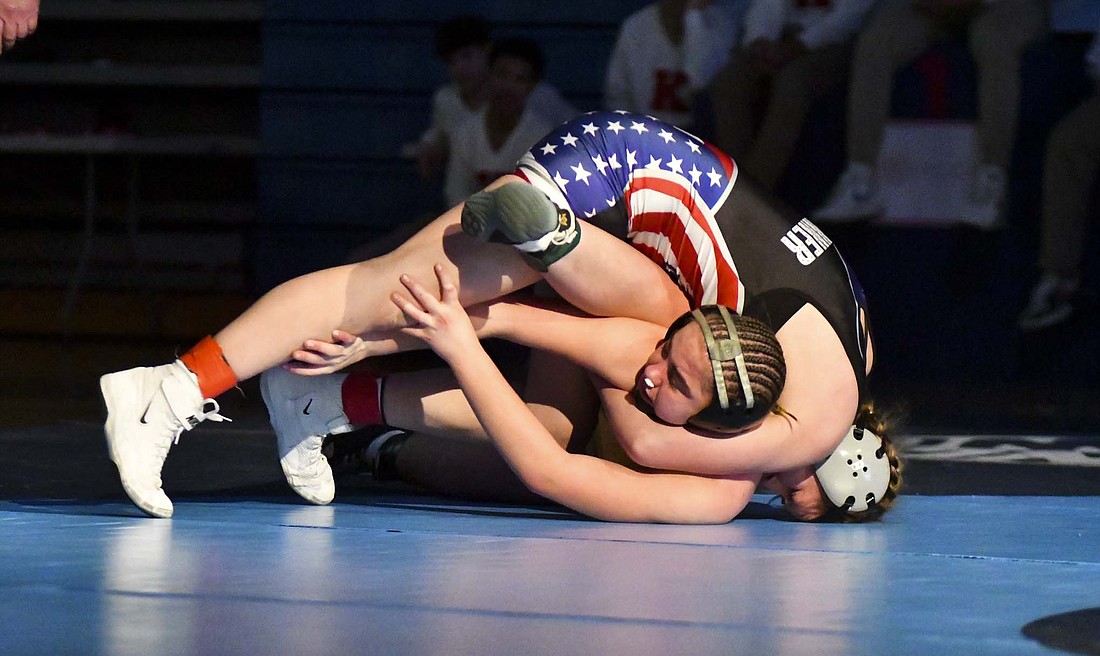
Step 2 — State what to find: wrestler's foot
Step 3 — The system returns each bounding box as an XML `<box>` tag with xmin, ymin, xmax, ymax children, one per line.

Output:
<box><xmin>101</xmin><ymin>361</ymin><xmax>231</xmax><ymax>518</ymax></box>
<box><xmin>324</xmin><ymin>427</ymin><xmax>409</xmax><ymax>480</ymax></box>
<box><xmin>260</xmin><ymin>367</ymin><xmax>353</xmax><ymax>505</ymax></box>
<box><xmin>461</xmin><ymin>182</ymin><xmax>580</xmax><ymax>269</ymax></box>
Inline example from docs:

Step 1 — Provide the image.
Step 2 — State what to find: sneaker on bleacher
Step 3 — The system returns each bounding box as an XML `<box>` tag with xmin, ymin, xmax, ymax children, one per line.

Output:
<box><xmin>1018</xmin><ymin>273</ymin><xmax>1078</xmax><ymax>332</ymax></box>
<box><xmin>812</xmin><ymin>163</ymin><xmax>885</xmax><ymax>222</ymax></box>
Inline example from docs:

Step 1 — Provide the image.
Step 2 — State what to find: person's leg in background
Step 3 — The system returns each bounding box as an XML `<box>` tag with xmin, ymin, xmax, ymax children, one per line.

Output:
<box><xmin>1019</xmin><ymin>91</ymin><xmax>1100</xmax><ymax>330</ymax></box>
<box><xmin>708</xmin><ymin>49</ymin><xmax>770</xmax><ymax>171</ymax></box>
<box><xmin>744</xmin><ymin>43</ymin><xmax>852</xmax><ymax>194</ymax></box>
<box><xmin>966</xmin><ymin>0</ymin><xmax>1047</xmax><ymax>227</ymax></box>
<box><xmin>814</xmin><ymin>1</ymin><xmax>935</xmax><ymax>221</ymax></box>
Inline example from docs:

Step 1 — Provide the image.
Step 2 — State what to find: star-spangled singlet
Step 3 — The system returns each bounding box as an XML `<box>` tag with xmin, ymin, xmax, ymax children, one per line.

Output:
<box><xmin>513</xmin><ymin>110</ymin><xmax>871</xmax><ymax>393</ymax></box>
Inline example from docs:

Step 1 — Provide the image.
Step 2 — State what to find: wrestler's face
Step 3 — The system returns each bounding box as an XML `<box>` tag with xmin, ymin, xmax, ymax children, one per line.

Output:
<box><xmin>760</xmin><ymin>467</ymin><xmax>829</xmax><ymax>522</ymax></box>
<box><xmin>635</xmin><ymin>323</ymin><xmax>714</xmax><ymax>426</ymax></box>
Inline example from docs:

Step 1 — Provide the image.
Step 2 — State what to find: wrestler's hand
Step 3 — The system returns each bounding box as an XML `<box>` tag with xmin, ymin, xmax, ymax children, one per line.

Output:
<box><xmin>285</xmin><ymin>329</ymin><xmax>372</xmax><ymax>375</ymax></box>
<box><xmin>392</xmin><ymin>264</ymin><xmax>479</xmax><ymax>364</ymax></box>
<box><xmin>0</xmin><ymin>0</ymin><xmax>39</xmax><ymax>53</ymax></box>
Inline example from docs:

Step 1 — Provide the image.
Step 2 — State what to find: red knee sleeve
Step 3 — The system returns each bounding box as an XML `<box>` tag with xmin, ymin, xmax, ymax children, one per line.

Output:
<box><xmin>341</xmin><ymin>372</ymin><xmax>384</xmax><ymax>425</ymax></box>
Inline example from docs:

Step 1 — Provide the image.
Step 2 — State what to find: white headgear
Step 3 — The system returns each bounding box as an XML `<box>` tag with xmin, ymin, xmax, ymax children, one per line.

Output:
<box><xmin>815</xmin><ymin>424</ymin><xmax>891</xmax><ymax>512</ymax></box>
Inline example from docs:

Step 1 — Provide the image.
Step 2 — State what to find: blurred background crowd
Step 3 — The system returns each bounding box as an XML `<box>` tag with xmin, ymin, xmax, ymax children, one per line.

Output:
<box><xmin>0</xmin><ymin>0</ymin><xmax>1097</xmax><ymax>432</ymax></box>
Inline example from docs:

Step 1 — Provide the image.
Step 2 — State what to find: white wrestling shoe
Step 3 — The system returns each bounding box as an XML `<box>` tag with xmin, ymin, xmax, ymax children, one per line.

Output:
<box><xmin>100</xmin><ymin>361</ymin><xmax>231</xmax><ymax>518</ymax></box>
<box><xmin>260</xmin><ymin>367</ymin><xmax>353</xmax><ymax>505</ymax></box>
<box><xmin>813</xmin><ymin>163</ymin><xmax>885</xmax><ymax>223</ymax></box>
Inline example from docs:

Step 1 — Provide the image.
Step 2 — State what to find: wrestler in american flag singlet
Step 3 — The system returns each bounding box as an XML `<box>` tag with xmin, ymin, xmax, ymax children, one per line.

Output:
<box><xmin>513</xmin><ymin>110</ymin><xmax>872</xmax><ymax>395</ymax></box>
<box><xmin>513</xmin><ymin>110</ymin><xmax>745</xmax><ymax>313</ymax></box>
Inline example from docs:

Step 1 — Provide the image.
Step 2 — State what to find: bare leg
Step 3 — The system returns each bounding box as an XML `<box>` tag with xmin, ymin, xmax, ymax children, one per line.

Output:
<box><xmin>215</xmin><ymin>176</ymin><xmax>542</xmax><ymax>382</ymax></box>
<box><xmin>538</xmin><ymin>218</ymin><xmax>690</xmax><ymax>326</ymax></box>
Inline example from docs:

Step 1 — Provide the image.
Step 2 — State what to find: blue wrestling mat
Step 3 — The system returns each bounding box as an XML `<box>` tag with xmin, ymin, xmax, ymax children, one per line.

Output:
<box><xmin>2</xmin><ymin>420</ymin><xmax>1100</xmax><ymax>656</ymax></box>
<box><xmin>2</xmin><ymin>493</ymin><xmax>1100</xmax><ymax>656</ymax></box>
<box><xmin>0</xmin><ymin>352</ymin><xmax>1098</xmax><ymax>656</ymax></box>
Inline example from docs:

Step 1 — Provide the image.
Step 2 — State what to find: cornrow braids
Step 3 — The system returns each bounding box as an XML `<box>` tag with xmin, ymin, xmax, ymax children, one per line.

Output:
<box><xmin>715</xmin><ymin>313</ymin><xmax>786</xmax><ymax>416</ymax></box>
<box><xmin>666</xmin><ymin>305</ymin><xmax>787</xmax><ymax>434</ymax></box>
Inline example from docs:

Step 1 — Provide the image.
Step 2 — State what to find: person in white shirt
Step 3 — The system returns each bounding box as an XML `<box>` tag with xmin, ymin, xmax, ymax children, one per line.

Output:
<box><xmin>1018</xmin><ymin>22</ymin><xmax>1100</xmax><ymax>331</ymax></box>
<box><xmin>444</xmin><ymin>38</ymin><xmax>557</xmax><ymax>207</ymax></box>
<box><xmin>814</xmin><ymin>0</ymin><xmax>1047</xmax><ymax>228</ymax></box>
<box><xmin>709</xmin><ymin>0</ymin><xmax>876</xmax><ymax>193</ymax></box>
<box><xmin>604</xmin><ymin>0</ymin><xmax>736</xmax><ymax>129</ymax></box>
<box><xmin>409</xmin><ymin>16</ymin><xmax>575</xmax><ymax>185</ymax></box>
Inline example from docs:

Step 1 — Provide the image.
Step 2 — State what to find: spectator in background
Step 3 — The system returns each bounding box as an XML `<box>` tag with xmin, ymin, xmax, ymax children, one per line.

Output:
<box><xmin>444</xmin><ymin>38</ymin><xmax>556</xmax><ymax>207</ymax></box>
<box><xmin>604</xmin><ymin>0</ymin><xmax>736</xmax><ymax>130</ymax></box>
<box><xmin>1018</xmin><ymin>21</ymin><xmax>1100</xmax><ymax>331</ymax></box>
<box><xmin>406</xmin><ymin>15</ymin><xmax>574</xmax><ymax>185</ymax></box>
<box><xmin>0</xmin><ymin>0</ymin><xmax>38</xmax><ymax>53</ymax></box>
<box><xmin>355</xmin><ymin>33</ymin><xmax>573</xmax><ymax>261</ymax></box>
<box><xmin>814</xmin><ymin>0</ymin><xmax>1046</xmax><ymax>228</ymax></box>
<box><xmin>708</xmin><ymin>0</ymin><xmax>876</xmax><ymax>194</ymax></box>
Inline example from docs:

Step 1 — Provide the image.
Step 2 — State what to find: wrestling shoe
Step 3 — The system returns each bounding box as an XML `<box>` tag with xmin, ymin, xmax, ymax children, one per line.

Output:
<box><xmin>461</xmin><ymin>182</ymin><xmax>580</xmax><ymax>269</ymax></box>
<box><xmin>812</xmin><ymin>163</ymin><xmax>885</xmax><ymax>222</ymax></box>
<box><xmin>1018</xmin><ymin>273</ymin><xmax>1078</xmax><ymax>332</ymax></box>
<box><xmin>324</xmin><ymin>427</ymin><xmax>409</xmax><ymax>480</ymax></box>
<box><xmin>101</xmin><ymin>361</ymin><xmax>231</xmax><ymax>518</ymax></box>
<box><xmin>260</xmin><ymin>367</ymin><xmax>353</xmax><ymax>505</ymax></box>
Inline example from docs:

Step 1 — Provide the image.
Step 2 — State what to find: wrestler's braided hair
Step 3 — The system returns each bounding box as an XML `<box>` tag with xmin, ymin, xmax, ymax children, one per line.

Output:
<box><xmin>707</xmin><ymin>309</ymin><xmax>786</xmax><ymax>418</ymax></box>
<box><xmin>666</xmin><ymin>307</ymin><xmax>787</xmax><ymax>429</ymax></box>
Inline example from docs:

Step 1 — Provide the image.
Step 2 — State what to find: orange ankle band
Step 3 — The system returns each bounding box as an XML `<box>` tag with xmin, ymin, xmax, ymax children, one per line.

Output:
<box><xmin>179</xmin><ymin>336</ymin><xmax>238</xmax><ymax>398</ymax></box>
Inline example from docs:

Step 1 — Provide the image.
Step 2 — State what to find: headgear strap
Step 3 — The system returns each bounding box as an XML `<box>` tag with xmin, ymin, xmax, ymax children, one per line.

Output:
<box><xmin>691</xmin><ymin>307</ymin><xmax>754</xmax><ymax>413</ymax></box>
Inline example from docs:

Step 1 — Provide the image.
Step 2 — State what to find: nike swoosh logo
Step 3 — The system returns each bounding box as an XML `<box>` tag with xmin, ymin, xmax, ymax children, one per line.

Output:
<box><xmin>139</xmin><ymin>398</ymin><xmax>153</xmax><ymax>424</ymax></box>
<box><xmin>302</xmin><ymin>398</ymin><xmax>313</xmax><ymax>415</ymax></box>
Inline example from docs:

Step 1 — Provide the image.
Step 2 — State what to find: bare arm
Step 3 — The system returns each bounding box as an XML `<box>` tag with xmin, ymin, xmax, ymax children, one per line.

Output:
<box><xmin>478</xmin><ymin>298</ymin><xmax>664</xmax><ymax>391</ymax></box>
<box><xmin>393</xmin><ymin>265</ymin><xmax>758</xmax><ymax>524</ymax></box>
<box><xmin>286</xmin><ymin>296</ymin><xmax>664</xmax><ymax>389</ymax></box>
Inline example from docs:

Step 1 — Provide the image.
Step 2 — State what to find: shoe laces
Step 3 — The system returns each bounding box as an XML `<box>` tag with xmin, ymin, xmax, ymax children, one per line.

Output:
<box><xmin>172</xmin><ymin>399</ymin><xmax>232</xmax><ymax>444</ymax></box>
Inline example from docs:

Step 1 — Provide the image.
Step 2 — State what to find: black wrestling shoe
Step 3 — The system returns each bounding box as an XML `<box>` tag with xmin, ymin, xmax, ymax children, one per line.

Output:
<box><xmin>323</xmin><ymin>427</ymin><xmax>409</xmax><ymax>481</ymax></box>
<box><xmin>460</xmin><ymin>182</ymin><xmax>580</xmax><ymax>270</ymax></box>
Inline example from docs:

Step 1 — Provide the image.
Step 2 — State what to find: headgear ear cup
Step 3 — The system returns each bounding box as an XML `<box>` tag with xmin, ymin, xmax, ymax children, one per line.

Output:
<box><xmin>815</xmin><ymin>424</ymin><xmax>891</xmax><ymax>512</ymax></box>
